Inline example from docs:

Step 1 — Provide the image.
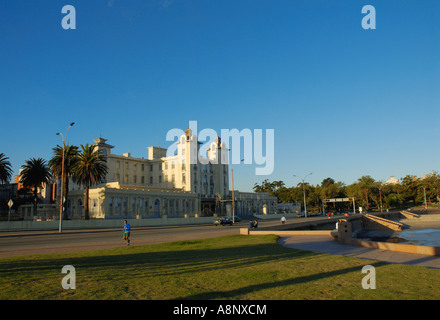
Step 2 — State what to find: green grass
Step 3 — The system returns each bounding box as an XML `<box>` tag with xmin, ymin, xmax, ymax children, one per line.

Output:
<box><xmin>1</xmin><ymin>235</ymin><xmax>440</xmax><ymax>300</ymax></box>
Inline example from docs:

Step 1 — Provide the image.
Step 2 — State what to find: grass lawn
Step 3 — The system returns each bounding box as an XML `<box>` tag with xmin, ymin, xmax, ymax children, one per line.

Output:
<box><xmin>1</xmin><ymin>234</ymin><xmax>440</xmax><ymax>300</ymax></box>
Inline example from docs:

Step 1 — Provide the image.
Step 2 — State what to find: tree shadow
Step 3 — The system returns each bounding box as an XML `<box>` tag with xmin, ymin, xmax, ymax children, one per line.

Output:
<box><xmin>0</xmin><ymin>241</ymin><xmax>319</xmax><ymax>279</ymax></box>
<box><xmin>174</xmin><ymin>261</ymin><xmax>388</xmax><ymax>300</ymax></box>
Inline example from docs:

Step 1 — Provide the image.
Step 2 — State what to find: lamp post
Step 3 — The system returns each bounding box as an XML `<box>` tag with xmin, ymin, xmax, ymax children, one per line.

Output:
<box><xmin>56</xmin><ymin>122</ymin><xmax>75</xmax><ymax>233</ymax></box>
<box><xmin>293</xmin><ymin>172</ymin><xmax>313</xmax><ymax>218</ymax></box>
<box><xmin>230</xmin><ymin>159</ymin><xmax>244</xmax><ymax>223</ymax></box>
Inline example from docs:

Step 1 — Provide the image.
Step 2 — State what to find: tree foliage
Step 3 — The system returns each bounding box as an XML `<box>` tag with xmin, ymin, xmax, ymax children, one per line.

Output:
<box><xmin>0</xmin><ymin>153</ymin><xmax>13</xmax><ymax>185</ymax></box>
<box><xmin>19</xmin><ymin>158</ymin><xmax>52</xmax><ymax>216</ymax></box>
<box><xmin>253</xmin><ymin>172</ymin><xmax>440</xmax><ymax>212</ymax></box>
<box><xmin>71</xmin><ymin>144</ymin><xmax>108</xmax><ymax>219</ymax></box>
<box><xmin>48</xmin><ymin>144</ymin><xmax>79</xmax><ymax>219</ymax></box>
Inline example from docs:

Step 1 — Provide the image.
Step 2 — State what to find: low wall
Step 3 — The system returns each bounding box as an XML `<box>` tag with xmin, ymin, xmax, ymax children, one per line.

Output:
<box><xmin>254</xmin><ymin>213</ymin><xmax>301</xmax><ymax>219</ymax></box>
<box><xmin>257</xmin><ymin>216</ymin><xmax>342</xmax><ymax>232</ymax></box>
<box><xmin>240</xmin><ymin>228</ymin><xmax>332</xmax><ymax>236</ymax></box>
<box><xmin>342</xmin><ymin>238</ymin><xmax>440</xmax><ymax>257</ymax></box>
<box><xmin>0</xmin><ymin>216</ymin><xmax>216</xmax><ymax>231</ymax></box>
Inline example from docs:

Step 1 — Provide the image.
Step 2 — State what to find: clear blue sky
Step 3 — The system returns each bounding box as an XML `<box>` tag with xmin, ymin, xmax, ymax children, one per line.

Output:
<box><xmin>1</xmin><ymin>0</ymin><xmax>439</xmax><ymax>191</ymax></box>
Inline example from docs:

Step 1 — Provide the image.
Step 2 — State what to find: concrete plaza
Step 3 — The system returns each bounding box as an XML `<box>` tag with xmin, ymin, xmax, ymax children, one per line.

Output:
<box><xmin>280</xmin><ymin>234</ymin><xmax>440</xmax><ymax>269</ymax></box>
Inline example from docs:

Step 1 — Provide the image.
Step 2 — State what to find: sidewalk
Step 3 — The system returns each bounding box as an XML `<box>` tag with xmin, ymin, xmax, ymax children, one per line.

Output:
<box><xmin>279</xmin><ymin>234</ymin><xmax>440</xmax><ymax>269</ymax></box>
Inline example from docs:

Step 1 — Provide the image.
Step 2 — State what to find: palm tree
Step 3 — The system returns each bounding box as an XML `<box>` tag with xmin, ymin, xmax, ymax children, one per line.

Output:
<box><xmin>49</xmin><ymin>145</ymin><xmax>79</xmax><ymax>219</ymax></box>
<box><xmin>19</xmin><ymin>158</ymin><xmax>52</xmax><ymax>216</ymax></box>
<box><xmin>72</xmin><ymin>144</ymin><xmax>107</xmax><ymax>220</ymax></box>
<box><xmin>0</xmin><ymin>153</ymin><xmax>13</xmax><ymax>185</ymax></box>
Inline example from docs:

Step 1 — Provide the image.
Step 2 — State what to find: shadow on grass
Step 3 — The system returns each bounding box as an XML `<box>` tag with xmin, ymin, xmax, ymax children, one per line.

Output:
<box><xmin>0</xmin><ymin>240</ymin><xmax>318</xmax><ymax>279</ymax></box>
<box><xmin>174</xmin><ymin>261</ymin><xmax>388</xmax><ymax>300</ymax></box>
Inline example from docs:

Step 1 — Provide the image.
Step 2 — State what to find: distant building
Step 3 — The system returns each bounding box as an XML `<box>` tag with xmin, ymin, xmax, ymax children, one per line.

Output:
<box><xmin>0</xmin><ymin>183</ymin><xmax>17</xmax><ymax>214</ymax></box>
<box><xmin>14</xmin><ymin>170</ymin><xmax>57</xmax><ymax>204</ymax></box>
<box><xmin>384</xmin><ymin>176</ymin><xmax>399</xmax><ymax>185</ymax></box>
<box><xmin>277</xmin><ymin>202</ymin><xmax>301</xmax><ymax>214</ymax></box>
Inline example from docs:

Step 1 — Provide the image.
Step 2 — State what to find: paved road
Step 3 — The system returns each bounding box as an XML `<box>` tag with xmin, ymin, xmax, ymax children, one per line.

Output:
<box><xmin>0</xmin><ymin>218</ymin><xmax>287</xmax><ymax>258</ymax></box>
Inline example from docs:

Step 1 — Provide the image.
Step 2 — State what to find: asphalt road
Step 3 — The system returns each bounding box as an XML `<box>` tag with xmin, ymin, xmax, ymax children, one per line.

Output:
<box><xmin>0</xmin><ymin>219</ymin><xmax>284</xmax><ymax>258</ymax></box>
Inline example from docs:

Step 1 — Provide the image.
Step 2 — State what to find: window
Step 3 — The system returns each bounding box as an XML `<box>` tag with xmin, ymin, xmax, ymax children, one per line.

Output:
<box><xmin>150</xmin><ymin>177</ymin><xmax>153</xmax><ymax>184</ymax></box>
<box><xmin>172</xmin><ymin>174</ymin><xmax>175</xmax><ymax>183</ymax></box>
<box><xmin>150</xmin><ymin>164</ymin><xmax>153</xmax><ymax>172</ymax></box>
<box><xmin>125</xmin><ymin>162</ymin><xmax>129</xmax><ymax>170</ymax></box>
<box><xmin>133</xmin><ymin>175</ymin><xmax>137</xmax><ymax>184</ymax></box>
<box><xmin>141</xmin><ymin>164</ymin><xmax>145</xmax><ymax>171</ymax></box>
<box><xmin>159</xmin><ymin>175</ymin><xmax>162</xmax><ymax>183</ymax></box>
<box><xmin>115</xmin><ymin>198</ymin><xmax>121</xmax><ymax>211</ymax></box>
<box><xmin>141</xmin><ymin>176</ymin><xmax>145</xmax><ymax>184</ymax></box>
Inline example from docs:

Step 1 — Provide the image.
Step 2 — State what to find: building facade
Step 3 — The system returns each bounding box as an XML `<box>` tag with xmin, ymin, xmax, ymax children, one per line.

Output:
<box><xmin>64</xmin><ymin>129</ymin><xmax>277</xmax><ymax>220</ymax></box>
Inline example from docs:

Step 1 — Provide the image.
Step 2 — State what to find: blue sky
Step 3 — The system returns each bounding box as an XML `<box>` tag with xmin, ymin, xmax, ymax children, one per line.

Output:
<box><xmin>1</xmin><ymin>0</ymin><xmax>439</xmax><ymax>191</ymax></box>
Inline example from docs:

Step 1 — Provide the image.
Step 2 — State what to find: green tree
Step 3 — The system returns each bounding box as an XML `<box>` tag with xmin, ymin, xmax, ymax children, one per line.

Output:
<box><xmin>0</xmin><ymin>153</ymin><xmax>13</xmax><ymax>184</ymax></box>
<box><xmin>49</xmin><ymin>144</ymin><xmax>79</xmax><ymax>219</ymax></box>
<box><xmin>417</xmin><ymin>173</ymin><xmax>440</xmax><ymax>206</ymax></box>
<box><xmin>357</xmin><ymin>175</ymin><xmax>376</xmax><ymax>211</ymax></box>
<box><xmin>19</xmin><ymin>158</ymin><xmax>52</xmax><ymax>216</ymax></box>
<box><xmin>72</xmin><ymin>144</ymin><xmax>108</xmax><ymax>220</ymax></box>
<box><xmin>253</xmin><ymin>180</ymin><xmax>286</xmax><ymax>202</ymax></box>
<box><xmin>319</xmin><ymin>178</ymin><xmax>347</xmax><ymax>212</ymax></box>
<box><xmin>400</xmin><ymin>175</ymin><xmax>418</xmax><ymax>206</ymax></box>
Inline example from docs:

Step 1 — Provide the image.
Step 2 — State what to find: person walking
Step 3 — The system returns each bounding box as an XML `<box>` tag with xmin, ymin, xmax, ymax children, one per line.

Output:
<box><xmin>123</xmin><ymin>220</ymin><xmax>131</xmax><ymax>246</ymax></box>
<box><xmin>280</xmin><ymin>215</ymin><xmax>286</xmax><ymax>224</ymax></box>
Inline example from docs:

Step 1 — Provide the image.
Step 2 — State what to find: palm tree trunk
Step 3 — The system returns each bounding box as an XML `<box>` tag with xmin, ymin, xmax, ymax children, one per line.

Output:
<box><xmin>63</xmin><ymin>175</ymin><xmax>69</xmax><ymax>220</ymax></box>
<box><xmin>33</xmin><ymin>186</ymin><xmax>38</xmax><ymax>218</ymax></box>
<box><xmin>84</xmin><ymin>185</ymin><xmax>90</xmax><ymax>220</ymax></box>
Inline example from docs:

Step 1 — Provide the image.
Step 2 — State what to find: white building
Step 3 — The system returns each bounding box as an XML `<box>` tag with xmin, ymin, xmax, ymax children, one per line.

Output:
<box><xmin>62</xmin><ymin>129</ymin><xmax>277</xmax><ymax>220</ymax></box>
<box><xmin>384</xmin><ymin>176</ymin><xmax>399</xmax><ymax>185</ymax></box>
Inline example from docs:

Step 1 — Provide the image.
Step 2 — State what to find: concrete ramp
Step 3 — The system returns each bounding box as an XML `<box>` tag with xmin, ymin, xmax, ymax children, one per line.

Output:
<box><xmin>364</xmin><ymin>214</ymin><xmax>404</xmax><ymax>231</ymax></box>
<box><xmin>400</xmin><ymin>210</ymin><xmax>420</xmax><ymax>219</ymax></box>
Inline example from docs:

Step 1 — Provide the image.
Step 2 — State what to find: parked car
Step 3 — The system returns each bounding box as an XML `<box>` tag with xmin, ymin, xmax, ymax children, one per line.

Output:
<box><xmin>213</xmin><ymin>217</ymin><xmax>234</xmax><ymax>226</ymax></box>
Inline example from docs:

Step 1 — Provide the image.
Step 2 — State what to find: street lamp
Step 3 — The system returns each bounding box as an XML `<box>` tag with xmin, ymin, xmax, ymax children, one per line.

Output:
<box><xmin>230</xmin><ymin>159</ymin><xmax>244</xmax><ymax>223</ymax></box>
<box><xmin>293</xmin><ymin>172</ymin><xmax>313</xmax><ymax>218</ymax></box>
<box><xmin>56</xmin><ymin>122</ymin><xmax>75</xmax><ymax>233</ymax></box>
